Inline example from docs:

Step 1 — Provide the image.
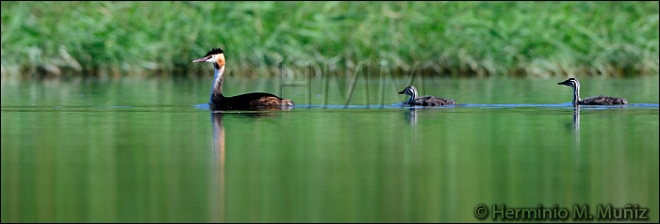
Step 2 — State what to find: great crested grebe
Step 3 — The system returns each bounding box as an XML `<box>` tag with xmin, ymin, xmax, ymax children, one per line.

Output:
<box><xmin>557</xmin><ymin>77</ymin><xmax>627</xmax><ymax>106</ymax></box>
<box><xmin>398</xmin><ymin>85</ymin><xmax>455</xmax><ymax>106</ymax></box>
<box><xmin>193</xmin><ymin>48</ymin><xmax>294</xmax><ymax>110</ymax></box>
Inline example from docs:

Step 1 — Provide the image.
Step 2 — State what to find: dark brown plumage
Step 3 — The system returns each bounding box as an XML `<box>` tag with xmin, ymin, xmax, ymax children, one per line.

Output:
<box><xmin>580</xmin><ymin>96</ymin><xmax>628</xmax><ymax>105</ymax></box>
<box><xmin>211</xmin><ymin>92</ymin><xmax>294</xmax><ymax>110</ymax></box>
<box><xmin>193</xmin><ymin>47</ymin><xmax>294</xmax><ymax>110</ymax></box>
<box><xmin>557</xmin><ymin>77</ymin><xmax>628</xmax><ymax>106</ymax></box>
<box><xmin>398</xmin><ymin>85</ymin><xmax>455</xmax><ymax>106</ymax></box>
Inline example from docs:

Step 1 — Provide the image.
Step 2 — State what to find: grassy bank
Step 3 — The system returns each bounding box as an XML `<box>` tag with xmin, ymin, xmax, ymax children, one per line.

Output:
<box><xmin>1</xmin><ymin>1</ymin><xmax>658</xmax><ymax>78</ymax></box>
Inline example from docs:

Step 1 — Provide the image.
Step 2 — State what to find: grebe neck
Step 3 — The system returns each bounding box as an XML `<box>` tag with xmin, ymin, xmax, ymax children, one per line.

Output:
<box><xmin>571</xmin><ymin>82</ymin><xmax>581</xmax><ymax>107</ymax></box>
<box><xmin>407</xmin><ymin>88</ymin><xmax>418</xmax><ymax>104</ymax></box>
<box><xmin>210</xmin><ymin>63</ymin><xmax>225</xmax><ymax>103</ymax></box>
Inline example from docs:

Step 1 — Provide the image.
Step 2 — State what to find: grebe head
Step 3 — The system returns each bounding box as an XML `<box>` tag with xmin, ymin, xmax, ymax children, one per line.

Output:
<box><xmin>399</xmin><ymin>86</ymin><xmax>418</xmax><ymax>104</ymax></box>
<box><xmin>398</xmin><ymin>86</ymin><xmax>418</xmax><ymax>96</ymax></box>
<box><xmin>558</xmin><ymin>77</ymin><xmax>580</xmax><ymax>88</ymax></box>
<box><xmin>192</xmin><ymin>48</ymin><xmax>226</xmax><ymax>68</ymax></box>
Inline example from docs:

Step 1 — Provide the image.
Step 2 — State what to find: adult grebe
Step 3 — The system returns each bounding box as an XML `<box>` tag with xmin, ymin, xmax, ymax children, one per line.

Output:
<box><xmin>557</xmin><ymin>77</ymin><xmax>627</xmax><ymax>106</ymax></box>
<box><xmin>192</xmin><ymin>48</ymin><xmax>294</xmax><ymax>110</ymax></box>
<box><xmin>398</xmin><ymin>85</ymin><xmax>455</xmax><ymax>106</ymax></box>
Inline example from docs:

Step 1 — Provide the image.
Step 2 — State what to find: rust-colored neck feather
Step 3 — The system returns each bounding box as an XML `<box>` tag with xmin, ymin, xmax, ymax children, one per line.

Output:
<box><xmin>213</xmin><ymin>54</ymin><xmax>226</xmax><ymax>69</ymax></box>
<box><xmin>210</xmin><ymin>54</ymin><xmax>226</xmax><ymax>104</ymax></box>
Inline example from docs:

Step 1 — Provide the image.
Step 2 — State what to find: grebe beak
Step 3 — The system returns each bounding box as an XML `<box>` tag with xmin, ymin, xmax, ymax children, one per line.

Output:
<box><xmin>558</xmin><ymin>80</ymin><xmax>570</xmax><ymax>86</ymax></box>
<box><xmin>398</xmin><ymin>90</ymin><xmax>406</xmax><ymax>94</ymax></box>
<box><xmin>192</xmin><ymin>56</ymin><xmax>210</xmax><ymax>63</ymax></box>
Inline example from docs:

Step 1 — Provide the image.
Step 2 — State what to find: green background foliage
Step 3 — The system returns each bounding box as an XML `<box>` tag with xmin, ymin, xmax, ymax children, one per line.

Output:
<box><xmin>1</xmin><ymin>1</ymin><xmax>658</xmax><ymax>78</ymax></box>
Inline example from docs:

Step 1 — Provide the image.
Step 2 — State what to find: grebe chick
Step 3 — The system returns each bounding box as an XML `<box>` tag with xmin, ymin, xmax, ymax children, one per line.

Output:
<box><xmin>398</xmin><ymin>85</ymin><xmax>455</xmax><ymax>106</ymax></box>
<box><xmin>193</xmin><ymin>47</ymin><xmax>294</xmax><ymax>110</ymax></box>
<box><xmin>557</xmin><ymin>77</ymin><xmax>627</xmax><ymax>106</ymax></box>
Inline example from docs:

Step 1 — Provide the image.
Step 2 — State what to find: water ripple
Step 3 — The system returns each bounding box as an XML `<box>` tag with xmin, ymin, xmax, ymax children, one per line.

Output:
<box><xmin>2</xmin><ymin>103</ymin><xmax>657</xmax><ymax>113</ymax></box>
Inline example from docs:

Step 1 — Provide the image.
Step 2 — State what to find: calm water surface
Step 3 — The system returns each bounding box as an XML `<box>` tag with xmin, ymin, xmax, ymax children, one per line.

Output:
<box><xmin>1</xmin><ymin>76</ymin><xmax>659</xmax><ymax>222</ymax></box>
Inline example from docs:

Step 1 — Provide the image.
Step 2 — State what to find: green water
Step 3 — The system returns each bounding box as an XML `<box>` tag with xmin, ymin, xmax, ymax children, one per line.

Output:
<box><xmin>1</xmin><ymin>76</ymin><xmax>659</xmax><ymax>222</ymax></box>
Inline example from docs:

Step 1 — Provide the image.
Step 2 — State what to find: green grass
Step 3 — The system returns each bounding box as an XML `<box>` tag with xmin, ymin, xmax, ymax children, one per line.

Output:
<box><xmin>1</xmin><ymin>1</ymin><xmax>658</xmax><ymax>78</ymax></box>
